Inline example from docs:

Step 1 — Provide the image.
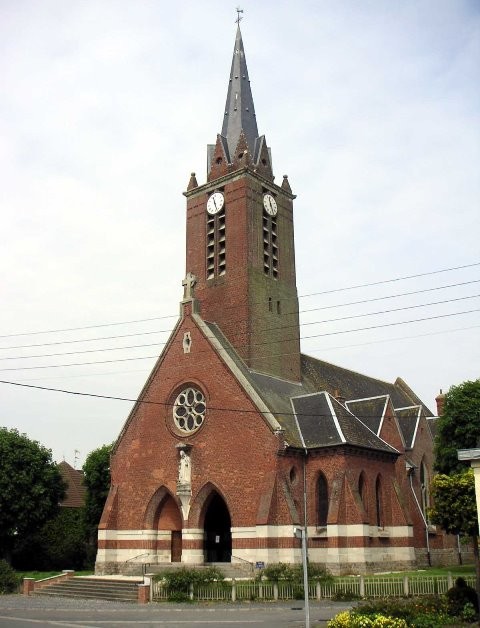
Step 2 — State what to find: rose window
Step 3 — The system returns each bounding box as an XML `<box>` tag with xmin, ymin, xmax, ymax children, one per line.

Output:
<box><xmin>173</xmin><ymin>387</ymin><xmax>206</xmax><ymax>433</ymax></box>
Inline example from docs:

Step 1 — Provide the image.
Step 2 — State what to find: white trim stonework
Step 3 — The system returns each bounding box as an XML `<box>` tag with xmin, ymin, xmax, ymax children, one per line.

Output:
<box><xmin>96</xmin><ymin>524</ymin><xmax>416</xmax><ymax>574</ymax></box>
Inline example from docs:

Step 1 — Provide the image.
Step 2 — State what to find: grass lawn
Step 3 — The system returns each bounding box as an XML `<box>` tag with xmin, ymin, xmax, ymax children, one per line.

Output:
<box><xmin>367</xmin><ymin>565</ymin><xmax>476</xmax><ymax>578</ymax></box>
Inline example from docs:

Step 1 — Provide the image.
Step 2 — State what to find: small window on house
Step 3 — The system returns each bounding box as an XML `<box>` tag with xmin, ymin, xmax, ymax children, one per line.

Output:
<box><xmin>317</xmin><ymin>473</ymin><xmax>328</xmax><ymax>527</ymax></box>
<box><xmin>277</xmin><ymin>300</ymin><xmax>281</xmax><ymax>314</ymax></box>
<box><xmin>268</xmin><ymin>297</ymin><xmax>272</xmax><ymax>312</ymax></box>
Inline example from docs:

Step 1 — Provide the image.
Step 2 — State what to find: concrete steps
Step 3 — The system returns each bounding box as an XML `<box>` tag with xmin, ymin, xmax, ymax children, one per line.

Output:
<box><xmin>34</xmin><ymin>577</ymin><xmax>142</xmax><ymax>602</ymax></box>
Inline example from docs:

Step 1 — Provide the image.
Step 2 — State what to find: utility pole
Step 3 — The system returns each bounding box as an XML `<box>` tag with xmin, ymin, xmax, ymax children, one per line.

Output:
<box><xmin>294</xmin><ymin>526</ymin><xmax>310</xmax><ymax>628</ymax></box>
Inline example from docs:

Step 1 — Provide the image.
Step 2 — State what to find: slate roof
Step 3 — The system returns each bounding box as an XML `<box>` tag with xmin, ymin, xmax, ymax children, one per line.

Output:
<box><xmin>396</xmin><ymin>406</ymin><xmax>422</xmax><ymax>449</ymax></box>
<box><xmin>427</xmin><ymin>417</ymin><xmax>439</xmax><ymax>441</ymax></box>
<box><xmin>292</xmin><ymin>392</ymin><xmax>397</xmax><ymax>453</ymax></box>
<box><xmin>203</xmin><ymin>320</ymin><xmax>430</xmax><ymax>456</ymax></box>
<box><xmin>58</xmin><ymin>461</ymin><xmax>86</xmax><ymax>508</ymax></box>
<box><xmin>345</xmin><ymin>396</ymin><xmax>389</xmax><ymax>435</ymax></box>
<box><xmin>221</xmin><ymin>25</ymin><xmax>259</xmax><ymax>161</ymax></box>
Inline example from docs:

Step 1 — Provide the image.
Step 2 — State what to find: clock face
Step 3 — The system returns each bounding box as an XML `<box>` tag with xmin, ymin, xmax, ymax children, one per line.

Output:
<box><xmin>263</xmin><ymin>193</ymin><xmax>278</xmax><ymax>216</ymax></box>
<box><xmin>207</xmin><ymin>191</ymin><xmax>225</xmax><ymax>215</ymax></box>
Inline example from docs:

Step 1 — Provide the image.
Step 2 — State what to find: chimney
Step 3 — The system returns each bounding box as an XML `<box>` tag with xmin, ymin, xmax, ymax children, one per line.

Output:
<box><xmin>334</xmin><ymin>388</ymin><xmax>346</xmax><ymax>405</ymax></box>
<box><xmin>435</xmin><ymin>389</ymin><xmax>445</xmax><ymax>417</ymax></box>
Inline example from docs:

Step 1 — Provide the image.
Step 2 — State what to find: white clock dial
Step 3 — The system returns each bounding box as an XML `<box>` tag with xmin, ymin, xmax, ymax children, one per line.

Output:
<box><xmin>207</xmin><ymin>191</ymin><xmax>225</xmax><ymax>215</ymax></box>
<box><xmin>263</xmin><ymin>193</ymin><xmax>278</xmax><ymax>216</ymax></box>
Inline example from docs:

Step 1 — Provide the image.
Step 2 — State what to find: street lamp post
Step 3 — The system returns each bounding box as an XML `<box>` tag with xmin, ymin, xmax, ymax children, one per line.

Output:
<box><xmin>294</xmin><ymin>526</ymin><xmax>310</xmax><ymax>628</ymax></box>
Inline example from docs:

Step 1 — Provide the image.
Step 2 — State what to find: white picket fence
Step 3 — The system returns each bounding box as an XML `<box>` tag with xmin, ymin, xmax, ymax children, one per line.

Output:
<box><xmin>151</xmin><ymin>574</ymin><xmax>476</xmax><ymax>602</ymax></box>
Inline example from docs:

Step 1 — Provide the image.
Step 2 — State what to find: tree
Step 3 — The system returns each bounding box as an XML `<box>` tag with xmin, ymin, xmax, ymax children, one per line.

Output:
<box><xmin>13</xmin><ymin>508</ymin><xmax>87</xmax><ymax>570</ymax></box>
<box><xmin>0</xmin><ymin>427</ymin><xmax>65</xmax><ymax>563</ymax></box>
<box><xmin>83</xmin><ymin>443</ymin><xmax>112</xmax><ymax>564</ymax></box>
<box><xmin>434</xmin><ymin>379</ymin><xmax>480</xmax><ymax>474</ymax></box>
<box><xmin>432</xmin><ymin>379</ymin><xmax>480</xmax><ymax>608</ymax></box>
<box><xmin>429</xmin><ymin>471</ymin><xmax>478</xmax><ymax>538</ymax></box>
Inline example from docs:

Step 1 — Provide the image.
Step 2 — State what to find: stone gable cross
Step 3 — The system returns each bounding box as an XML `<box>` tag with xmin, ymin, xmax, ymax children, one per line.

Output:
<box><xmin>182</xmin><ymin>272</ymin><xmax>197</xmax><ymax>300</ymax></box>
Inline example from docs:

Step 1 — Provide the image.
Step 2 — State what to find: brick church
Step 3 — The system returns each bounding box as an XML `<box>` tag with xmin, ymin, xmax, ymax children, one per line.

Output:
<box><xmin>96</xmin><ymin>25</ymin><xmax>457</xmax><ymax>575</ymax></box>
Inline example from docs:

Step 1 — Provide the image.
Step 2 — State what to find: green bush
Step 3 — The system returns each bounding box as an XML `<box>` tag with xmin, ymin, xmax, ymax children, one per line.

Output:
<box><xmin>153</xmin><ymin>566</ymin><xmax>225</xmax><ymax>599</ymax></box>
<box><xmin>331</xmin><ymin>589</ymin><xmax>362</xmax><ymax>601</ymax></box>
<box><xmin>259</xmin><ymin>562</ymin><xmax>296</xmax><ymax>581</ymax></box>
<box><xmin>328</xmin><ymin>611</ymin><xmax>408</xmax><ymax>627</ymax></box>
<box><xmin>258</xmin><ymin>562</ymin><xmax>332</xmax><ymax>584</ymax></box>
<box><xmin>446</xmin><ymin>576</ymin><xmax>479</xmax><ymax>617</ymax></box>
<box><xmin>294</xmin><ymin>562</ymin><xmax>334</xmax><ymax>584</ymax></box>
<box><xmin>12</xmin><ymin>508</ymin><xmax>87</xmax><ymax>571</ymax></box>
<box><xmin>0</xmin><ymin>560</ymin><xmax>19</xmax><ymax>594</ymax></box>
<box><xmin>346</xmin><ymin>597</ymin><xmax>462</xmax><ymax>627</ymax></box>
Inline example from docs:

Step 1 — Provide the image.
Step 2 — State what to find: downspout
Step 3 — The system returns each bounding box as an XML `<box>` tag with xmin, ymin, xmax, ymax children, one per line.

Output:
<box><xmin>408</xmin><ymin>468</ymin><xmax>431</xmax><ymax>566</ymax></box>
<box><xmin>303</xmin><ymin>447</ymin><xmax>309</xmax><ymax>560</ymax></box>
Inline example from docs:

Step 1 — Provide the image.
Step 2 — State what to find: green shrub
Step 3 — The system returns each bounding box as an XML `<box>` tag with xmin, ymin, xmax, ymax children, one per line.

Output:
<box><xmin>293</xmin><ymin>562</ymin><xmax>334</xmax><ymax>584</ymax></box>
<box><xmin>332</xmin><ymin>589</ymin><xmax>362</xmax><ymax>601</ymax></box>
<box><xmin>351</xmin><ymin>597</ymin><xmax>461</xmax><ymax>627</ymax></box>
<box><xmin>0</xmin><ymin>560</ymin><xmax>19</xmax><ymax>594</ymax></box>
<box><xmin>153</xmin><ymin>566</ymin><xmax>225</xmax><ymax>600</ymax></box>
<box><xmin>328</xmin><ymin>610</ymin><xmax>408</xmax><ymax>627</ymax></box>
<box><xmin>12</xmin><ymin>508</ymin><xmax>87</xmax><ymax>571</ymax></box>
<box><xmin>259</xmin><ymin>562</ymin><xmax>296</xmax><ymax>581</ymax></box>
<box><xmin>356</xmin><ymin>596</ymin><xmax>448</xmax><ymax>623</ymax></box>
<box><xmin>258</xmin><ymin>562</ymin><xmax>333</xmax><ymax>584</ymax></box>
<box><xmin>446</xmin><ymin>576</ymin><xmax>479</xmax><ymax>617</ymax></box>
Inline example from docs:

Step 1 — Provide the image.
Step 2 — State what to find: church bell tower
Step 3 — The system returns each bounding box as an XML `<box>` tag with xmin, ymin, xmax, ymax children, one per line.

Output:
<box><xmin>184</xmin><ymin>24</ymin><xmax>301</xmax><ymax>382</ymax></box>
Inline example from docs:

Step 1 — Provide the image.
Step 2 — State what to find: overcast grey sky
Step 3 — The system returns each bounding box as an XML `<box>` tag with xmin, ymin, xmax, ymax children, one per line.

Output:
<box><xmin>1</xmin><ymin>1</ymin><xmax>479</xmax><ymax>467</ymax></box>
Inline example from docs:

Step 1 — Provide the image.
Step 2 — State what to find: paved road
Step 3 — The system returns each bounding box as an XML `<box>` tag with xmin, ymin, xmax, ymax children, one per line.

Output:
<box><xmin>0</xmin><ymin>595</ymin><xmax>353</xmax><ymax>627</ymax></box>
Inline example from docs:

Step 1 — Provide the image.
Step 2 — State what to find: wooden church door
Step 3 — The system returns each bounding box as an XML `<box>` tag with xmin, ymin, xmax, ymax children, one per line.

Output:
<box><xmin>171</xmin><ymin>530</ymin><xmax>182</xmax><ymax>562</ymax></box>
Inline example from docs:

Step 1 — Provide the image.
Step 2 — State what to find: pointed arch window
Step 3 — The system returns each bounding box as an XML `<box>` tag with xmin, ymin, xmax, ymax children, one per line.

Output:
<box><xmin>359</xmin><ymin>472</ymin><xmax>368</xmax><ymax>515</ymax></box>
<box><xmin>317</xmin><ymin>473</ymin><xmax>329</xmax><ymax>528</ymax></box>
<box><xmin>375</xmin><ymin>476</ymin><xmax>384</xmax><ymax>528</ymax></box>
<box><xmin>420</xmin><ymin>461</ymin><xmax>430</xmax><ymax>523</ymax></box>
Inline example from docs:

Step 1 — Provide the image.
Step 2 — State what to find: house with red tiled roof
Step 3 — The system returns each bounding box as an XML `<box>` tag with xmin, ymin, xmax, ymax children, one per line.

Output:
<box><xmin>58</xmin><ymin>461</ymin><xmax>86</xmax><ymax>509</ymax></box>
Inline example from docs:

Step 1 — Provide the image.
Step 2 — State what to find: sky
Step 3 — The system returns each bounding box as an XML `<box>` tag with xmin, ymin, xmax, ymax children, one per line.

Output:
<box><xmin>1</xmin><ymin>1</ymin><xmax>479</xmax><ymax>468</ymax></box>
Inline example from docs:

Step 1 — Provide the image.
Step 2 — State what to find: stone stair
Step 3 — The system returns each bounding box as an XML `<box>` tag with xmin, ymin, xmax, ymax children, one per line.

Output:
<box><xmin>34</xmin><ymin>577</ymin><xmax>142</xmax><ymax>602</ymax></box>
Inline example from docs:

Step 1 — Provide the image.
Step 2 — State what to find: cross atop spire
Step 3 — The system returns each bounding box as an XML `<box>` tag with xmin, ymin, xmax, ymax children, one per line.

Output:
<box><xmin>221</xmin><ymin>22</ymin><xmax>259</xmax><ymax>162</ymax></box>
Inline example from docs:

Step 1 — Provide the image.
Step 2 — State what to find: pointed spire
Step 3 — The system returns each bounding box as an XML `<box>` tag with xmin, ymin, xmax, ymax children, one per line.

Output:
<box><xmin>221</xmin><ymin>25</ymin><xmax>259</xmax><ymax>161</ymax></box>
<box><xmin>187</xmin><ymin>172</ymin><xmax>198</xmax><ymax>191</ymax></box>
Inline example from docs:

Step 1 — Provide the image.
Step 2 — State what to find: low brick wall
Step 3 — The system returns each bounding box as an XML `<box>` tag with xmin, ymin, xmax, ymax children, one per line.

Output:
<box><xmin>23</xmin><ymin>570</ymin><xmax>75</xmax><ymax>595</ymax></box>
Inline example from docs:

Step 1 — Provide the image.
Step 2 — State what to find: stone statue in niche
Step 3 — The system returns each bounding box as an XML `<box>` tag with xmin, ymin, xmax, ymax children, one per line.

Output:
<box><xmin>178</xmin><ymin>450</ymin><xmax>191</xmax><ymax>485</ymax></box>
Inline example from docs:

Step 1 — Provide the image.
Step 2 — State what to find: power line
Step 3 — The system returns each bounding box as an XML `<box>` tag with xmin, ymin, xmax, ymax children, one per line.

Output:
<box><xmin>0</xmin><ymin>314</ymin><xmax>178</xmax><ymax>339</ymax></box>
<box><xmin>0</xmin><ymin>307</ymin><xmax>477</xmax><ymax>372</ymax></box>
<box><xmin>0</xmin><ymin>377</ymin><xmax>429</xmax><ymax>421</ymax></box>
<box><xmin>1</xmin><ymin>292</ymin><xmax>478</xmax><ymax>361</ymax></box>
<box><xmin>300</xmin><ymin>279</ymin><xmax>480</xmax><ymax>315</ymax></box>
<box><xmin>0</xmin><ymin>328</ymin><xmax>173</xmax><ymax>351</ymax></box>
<box><xmin>1</xmin><ymin>279</ymin><xmax>478</xmax><ymax>352</ymax></box>
<box><xmin>9</xmin><ymin>323</ymin><xmax>479</xmax><ymax>383</ymax></box>
<box><xmin>299</xmin><ymin>262</ymin><xmax>480</xmax><ymax>299</ymax></box>
<box><xmin>1</xmin><ymin>262</ymin><xmax>478</xmax><ymax>339</ymax></box>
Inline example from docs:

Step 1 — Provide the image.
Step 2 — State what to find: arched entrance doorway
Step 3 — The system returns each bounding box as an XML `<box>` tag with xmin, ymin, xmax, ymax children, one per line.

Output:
<box><xmin>203</xmin><ymin>493</ymin><xmax>232</xmax><ymax>563</ymax></box>
<box><xmin>154</xmin><ymin>494</ymin><xmax>183</xmax><ymax>563</ymax></box>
